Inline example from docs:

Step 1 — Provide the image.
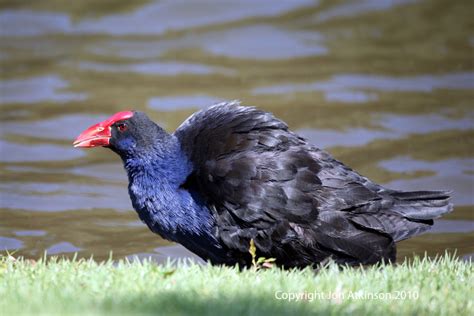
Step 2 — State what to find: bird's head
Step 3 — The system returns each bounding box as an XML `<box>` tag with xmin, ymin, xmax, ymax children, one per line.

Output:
<box><xmin>73</xmin><ymin>111</ymin><xmax>166</xmax><ymax>159</ymax></box>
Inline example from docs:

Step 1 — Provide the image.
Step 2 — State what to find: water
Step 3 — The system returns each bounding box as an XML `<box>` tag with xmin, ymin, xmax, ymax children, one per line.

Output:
<box><xmin>1</xmin><ymin>0</ymin><xmax>472</xmax><ymax>263</ymax></box>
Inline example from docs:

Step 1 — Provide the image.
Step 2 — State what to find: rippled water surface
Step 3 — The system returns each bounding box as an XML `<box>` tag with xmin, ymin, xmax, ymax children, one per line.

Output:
<box><xmin>1</xmin><ymin>0</ymin><xmax>473</xmax><ymax>263</ymax></box>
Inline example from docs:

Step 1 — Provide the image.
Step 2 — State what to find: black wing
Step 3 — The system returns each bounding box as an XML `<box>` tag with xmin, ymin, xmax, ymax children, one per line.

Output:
<box><xmin>174</xmin><ymin>102</ymin><xmax>441</xmax><ymax>266</ymax></box>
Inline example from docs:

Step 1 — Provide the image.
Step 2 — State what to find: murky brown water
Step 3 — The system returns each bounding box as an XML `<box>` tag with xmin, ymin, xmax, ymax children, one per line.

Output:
<box><xmin>1</xmin><ymin>0</ymin><xmax>473</xmax><ymax>263</ymax></box>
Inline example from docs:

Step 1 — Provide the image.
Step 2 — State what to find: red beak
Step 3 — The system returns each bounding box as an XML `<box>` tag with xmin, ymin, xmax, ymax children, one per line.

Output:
<box><xmin>73</xmin><ymin>111</ymin><xmax>134</xmax><ymax>148</ymax></box>
<box><xmin>73</xmin><ymin>122</ymin><xmax>112</xmax><ymax>148</ymax></box>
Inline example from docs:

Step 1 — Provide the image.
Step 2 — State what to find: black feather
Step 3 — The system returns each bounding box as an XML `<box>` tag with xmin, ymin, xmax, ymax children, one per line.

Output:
<box><xmin>102</xmin><ymin>102</ymin><xmax>453</xmax><ymax>268</ymax></box>
<box><xmin>172</xmin><ymin>102</ymin><xmax>452</xmax><ymax>266</ymax></box>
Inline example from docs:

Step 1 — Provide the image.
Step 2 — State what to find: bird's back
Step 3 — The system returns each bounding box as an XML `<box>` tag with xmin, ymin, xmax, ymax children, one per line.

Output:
<box><xmin>174</xmin><ymin>102</ymin><xmax>452</xmax><ymax>267</ymax></box>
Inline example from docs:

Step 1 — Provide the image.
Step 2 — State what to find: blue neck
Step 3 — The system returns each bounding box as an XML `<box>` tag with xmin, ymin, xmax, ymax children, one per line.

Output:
<box><xmin>122</xmin><ymin>136</ymin><xmax>222</xmax><ymax>259</ymax></box>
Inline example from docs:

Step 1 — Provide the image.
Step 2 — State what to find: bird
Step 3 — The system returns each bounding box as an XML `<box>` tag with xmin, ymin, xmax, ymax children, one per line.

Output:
<box><xmin>73</xmin><ymin>101</ymin><xmax>453</xmax><ymax>268</ymax></box>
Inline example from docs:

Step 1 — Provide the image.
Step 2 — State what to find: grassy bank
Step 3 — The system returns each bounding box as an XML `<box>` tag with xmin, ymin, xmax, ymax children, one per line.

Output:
<box><xmin>0</xmin><ymin>254</ymin><xmax>472</xmax><ymax>316</ymax></box>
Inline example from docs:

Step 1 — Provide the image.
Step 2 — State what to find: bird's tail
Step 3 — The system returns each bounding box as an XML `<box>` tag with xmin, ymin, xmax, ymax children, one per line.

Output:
<box><xmin>349</xmin><ymin>190</ymin><xmax>453</xmax><ymax>243</ymax></box>
<box><xmin>386</xmin><ymin>190</ymin><xmax>453</xmax><ymax>242</ymax></box>
<box><xmin>390</xmin><ymin>190</ymin><xmax>453</xmax><ymax>220</ymax></box>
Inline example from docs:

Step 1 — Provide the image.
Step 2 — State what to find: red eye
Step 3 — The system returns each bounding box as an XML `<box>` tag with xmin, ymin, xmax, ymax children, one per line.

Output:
<box><xmin>117</xmin><ymin>123</ymin><xmax>127</xmax><ymax>132</ymax></box>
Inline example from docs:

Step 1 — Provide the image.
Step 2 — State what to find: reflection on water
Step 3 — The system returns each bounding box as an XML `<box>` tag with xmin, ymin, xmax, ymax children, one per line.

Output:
<box><xmin>0</xmin><ymin>0</ymin><xmax>314</xmax><ymax>37</ymax></box>
<box><xmin>0</xmin><ymin>182</ymin><xmax>130</xmax><ymax>212</ymax></box>
<box><xmin>380</xmin><ymin>157</ymin><xmax>474</xmax><ymax>205</ymax></box>
<box><xmin>2</xmin><ymin>114</ymin><xmax>108</xmax><ymax>140</ymax></box>
<box><xmin>6</xmin><ymin>163</ymin><xmax>126</xmax><ymax>182</ymax></box>
<box><xmin>89</xmin><ymin>25</ymin><xmax>327</xmax><ymax>60</ymax></box>
<box><xmin>47</xmin><ymin>242</ymin><xmax>82</xmax><ymax>255</ymax></box>
<box><xmin>0</xmin><ymin>10</ymin><xmax>73</xmax><ymax>37</ymax></box>
<box><xmin>69</xmin><ymin>163</ymin><xmax>127</xmax><ymax>182</ymax></box>
<box><xmin>0</xmin><ymin>140</ymin><xmax>85</xmax><ymax>162</ymax></box>
<box><xmin>430</xmin><ymin>220</ymin><xmax>474</xmax><ymax>234</ymax></box>
<box><xmin>254</xmin><ymin>72</ymin><xmax>474</xmax><ymax>102</ymax></box>
<box><xmin>313</xmin><ymin>0</ymin><xmax>417</xmax><ymax>22</ymax></box>
<box><xmin>1</xmin><ymin>0</ymin><xmax>472</xmax><ymax>262</ymax></box>
<box><xmin>14</xmin><ymin>230</ymin><xmax>47</xmax><ymax>237</ymax></box>
<box><xmin>0</xmin><ymin>236</ymin><xmax>23</xmax><ymax>250</ymax></box>
<box><xmin>378</xmin><ymin>114</ymin><xmax>473</xmax><ymax>134</ymax></box>
<box><xmin>88</xmin><ymin>40</ymin><xmax>174</xmax><ymax>59</ymax></box>
<box><xmin>299</xmin><ymin>114</ymin><xmax>474</xmax><ymax>148</ymax></box>
<box><xmin>0</xmin><ymin>75</ymin><xmax>87</xmax><ymax>104</ymax></box>
<box><xmin>196</xmin><ymin>25</ymin><xmax>327</xmax><ymax>59</ymax></box>
<box><xmin>76</xmin><ymin>0</ymin><xmax>315</xmax><ymax>36</ymax></box>
<box><xmin>78</xmin><ymin>61</ymin><xmax>235</xmax><ymax>76</ymax></box>
<box><xmin>148</xmin><ymin>95</ymin><xmax>225</xmax><ymax>111</ymax></box>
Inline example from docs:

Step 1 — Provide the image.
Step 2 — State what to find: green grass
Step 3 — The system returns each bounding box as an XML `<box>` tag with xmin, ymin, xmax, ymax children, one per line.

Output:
<box><xmin>0</xmin><ymin>254</ymin><xmax>472</xmax><ymax>316</ymax></box>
